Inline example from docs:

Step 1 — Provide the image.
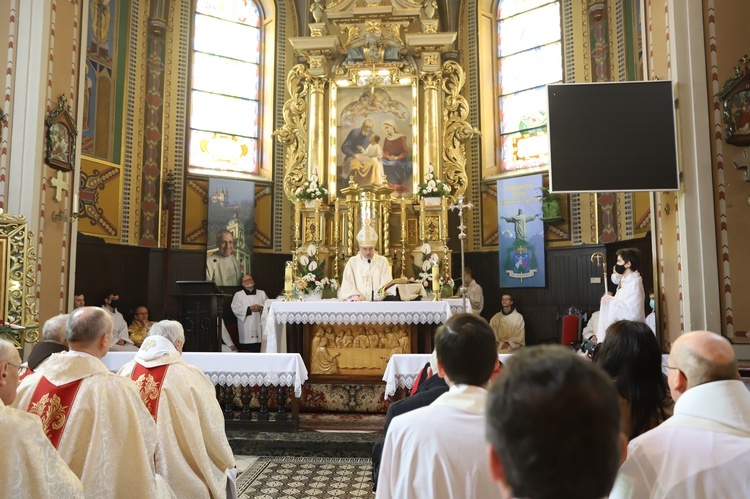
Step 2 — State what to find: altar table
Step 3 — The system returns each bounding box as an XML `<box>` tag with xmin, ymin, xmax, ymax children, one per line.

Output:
<box><xmin>102</xmin><ymin>352</ymin><xmax>308</xmax><ymax>397</ymax></box>
<box><xmin>102</xmin><ymin>352</ymin><xmax>308</xmax><ymax>431</ymax></box>
<box><xmin>384</xmin><ymin>353</ymin><xmax>674</xmax><ymax>399</ymax></box>
<box><xmin>382</xmin><ymin>353</ymin><xmax>512</xmax><ymax>399</ymax></box>
<box><xmin>262</xmin><ymin>300</ymin><xmax>454</xmax><ymax>354</ymax></box>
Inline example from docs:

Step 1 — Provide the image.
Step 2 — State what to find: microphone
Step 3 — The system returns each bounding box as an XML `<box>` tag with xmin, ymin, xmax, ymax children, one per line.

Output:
<box><xmin>211</xmin><ymin>259</ymin><xmax>217</xmax><ymax>282</ymax></box>
<box><xmin>368</xmin><ymin>259</ymin><xmax>373</xmax><ymax>301</ymax></box>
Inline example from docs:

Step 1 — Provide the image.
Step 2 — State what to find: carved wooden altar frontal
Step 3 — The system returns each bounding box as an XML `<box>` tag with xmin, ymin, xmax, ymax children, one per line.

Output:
<box><xmin>305</xmin><ymin>323</ymin><xmax>416</xmax><ymax>379</ymax></box>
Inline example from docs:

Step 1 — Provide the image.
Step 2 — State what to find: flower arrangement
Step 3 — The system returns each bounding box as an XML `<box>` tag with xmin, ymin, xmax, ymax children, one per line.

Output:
<box><xmin>294</xmin><ymin>244</ymin><xmax>339</xmax><ymax>294</ymax></box>
<box><xmin>410</xmin><ymin>243</ymin><xmax>453</xmax><ymax>290</ymax></box>
<box><xmin>416</xmin><ymin>164</ymin><xmax>451</xmax><ymax>198</ymax></box>
<box><xmin>294</xmin><ymin>172</ymin><xmax>328</xmax><ymax>201</ymax></box>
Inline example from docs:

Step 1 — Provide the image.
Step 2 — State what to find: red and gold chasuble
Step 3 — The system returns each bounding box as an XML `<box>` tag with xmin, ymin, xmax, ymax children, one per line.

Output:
<box><xmin>130</xmin><ymin>363</ymin><xmax>169</xmax><ymax>421</ymax></box>
<box><xmin>27</xmin><ymin>376</ymin><xmax>84</xmax><ymax>449</ymax></box>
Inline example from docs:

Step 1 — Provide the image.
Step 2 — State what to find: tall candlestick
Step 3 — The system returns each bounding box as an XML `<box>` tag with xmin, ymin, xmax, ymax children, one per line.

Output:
<box><xmin>419</xmin><ymin>198</ymin><xmax>426</xmax><ymax>241</ymax></box>
<box><xmin>400</xmin><ymin>198</ymin><xmax>406</xmax><ymax>236</ymax></box>
<box><xmin>294</xmin><ymin>201</ymin><xmax>301</xmax><ymax>242</ymax></box>
<box><xmin>315</xmin><ymin>199</ymin><xmax>322</xmax><ymax>242</ymax></box>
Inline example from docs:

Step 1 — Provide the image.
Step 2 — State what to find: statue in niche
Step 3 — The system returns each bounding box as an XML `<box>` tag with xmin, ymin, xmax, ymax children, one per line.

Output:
<box><xmin>310</xmin><ymin>0</ymin><xmax>325</xmax><ymax>23</ymax></box>
<box><xmin>422</xmin><ymin>0</ymin><xmax>437</xmax><ymax>20</ymax></box>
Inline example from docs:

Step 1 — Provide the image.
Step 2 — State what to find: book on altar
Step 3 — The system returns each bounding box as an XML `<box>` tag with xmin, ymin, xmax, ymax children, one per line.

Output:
<box><xmin>380</xmin><ymin>278</ymin><xmax>427</xmax><ymax>301</ymax></box>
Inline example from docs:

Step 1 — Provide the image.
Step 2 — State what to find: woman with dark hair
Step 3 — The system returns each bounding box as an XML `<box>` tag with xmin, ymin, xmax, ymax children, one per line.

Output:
<box><xmin>594</xmin><ymin>320</ymin><xmax>673</xmax><ymax>440</ymax></box>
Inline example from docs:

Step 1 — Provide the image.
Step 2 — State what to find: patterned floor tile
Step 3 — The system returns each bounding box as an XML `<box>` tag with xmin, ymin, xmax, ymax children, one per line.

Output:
<box><xmin>237</xmin><ymin>456</ymin><xmax>374</xmax><ymax>499</ymax></box>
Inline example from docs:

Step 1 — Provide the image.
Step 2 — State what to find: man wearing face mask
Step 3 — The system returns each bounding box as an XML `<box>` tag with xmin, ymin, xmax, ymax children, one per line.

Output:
<box><xmin>596</xmin><ymin>248</ymin><xmax>646</xmax><ymax>342</ymax></box>
<box><xmin>103</xmin><ymin>290</ymin><xmax>138</xmax><ymax>351</ymax></box>
<box><xmin>646</xmin><ymin>290</ymin><xmax>656</xmax><ymax>335</ymax></box>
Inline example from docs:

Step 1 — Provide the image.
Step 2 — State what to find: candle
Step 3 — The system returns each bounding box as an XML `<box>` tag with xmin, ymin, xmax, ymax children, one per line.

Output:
<box><xmin>432</xmin><ymin>264</ymin><xmax>440</xmax><ymax>292</ymax></box>
<box><xmin>315</xmin><ymin>199</ymin><xmax>322</xmax><ymax>241</ymax></box>
<box><xmin>388</xmin><ymin>264</ymin><xmax>393</xmax><ymax>278</ymax></box>
<box><xmin>284</xmin><ymin>264</ymin><xmax>293</xmax><ymax>293</ymax></box>
<box><xmin>400</xmin><ymin>198</ymin><xmax>406</xmax><ymax>238</ymax></box>
<box><xmin>419</xmin><ymin>198</ymin><xmax>425</xmax><ymax>241</ymax></box>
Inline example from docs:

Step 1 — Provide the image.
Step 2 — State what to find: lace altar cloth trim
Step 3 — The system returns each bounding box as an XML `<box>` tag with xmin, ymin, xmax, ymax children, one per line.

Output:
<box><xmin>205</xmin><ymin>371</ymin><xmax>302</xmax><ymax>397</ymax></box>
<box><xmin>273</xmin><ymin>311</ymin><xmax>448</xmax><ymax>325</ymax></box>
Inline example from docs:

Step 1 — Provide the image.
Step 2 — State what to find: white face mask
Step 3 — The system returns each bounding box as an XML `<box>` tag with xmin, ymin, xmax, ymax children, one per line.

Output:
<box><xmin>611</xmin><ymin>273</ymin><xmax>621</xmax><ymax>286</ymax></box>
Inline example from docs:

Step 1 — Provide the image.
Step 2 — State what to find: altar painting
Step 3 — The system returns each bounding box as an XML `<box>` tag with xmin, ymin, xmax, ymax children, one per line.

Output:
<box><xmin>497</xmin><ymin>174</ymin><xmax>546</xmax><ymax>288</ymax></box>
<box><xmin>334</xmin><ymin>85</ymin><xmax>416</xmax><ymax>198</ymax></box>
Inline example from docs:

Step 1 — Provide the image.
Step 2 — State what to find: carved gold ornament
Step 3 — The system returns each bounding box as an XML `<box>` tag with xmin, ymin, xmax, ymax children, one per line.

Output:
<box><xmin>273</xmin><ymin>65</ymin><xmax>310</xmax><ymax>202</ymax></box>
<box><xmin>441</xmin><ymin>61</ymin><xmax>479</xmax><ymax>198</ymax></box>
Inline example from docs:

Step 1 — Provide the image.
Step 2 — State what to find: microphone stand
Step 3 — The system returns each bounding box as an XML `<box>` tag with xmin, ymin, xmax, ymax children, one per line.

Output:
<box><xmin>368</xmin><ymin>259</ymin><xmax>373</xmax><ymax>301</ymax></box>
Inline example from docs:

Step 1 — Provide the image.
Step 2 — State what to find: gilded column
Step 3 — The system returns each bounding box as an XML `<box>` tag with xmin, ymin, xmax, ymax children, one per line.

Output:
<box><xmin>420</xmin><ymin>70</ymin><xmax>441</xmax><ymax>178</ymax></box>
<box><xmin>308</xmin><ymin>77</ymin><xmax>327</xmax><ymax>176</ymax></box>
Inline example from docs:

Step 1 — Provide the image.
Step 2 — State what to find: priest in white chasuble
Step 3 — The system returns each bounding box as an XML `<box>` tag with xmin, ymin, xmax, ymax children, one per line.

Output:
<box><xmin>339</xmin><ymin>218</ymin><xmax>393</xmax><ymax>301</ymax></box>
<box><xmin>118</xmin><ymin>321</ymin><xmax>237</xmax><ymax>499</ymax></box>
<box><xmin>12</xmin><ymin>307</ymin><xmax>174</xmax><ymax>499</ymax></box>
<box><xmin>0</xmin><ymin>339</ymin><xmax>84</xmax><ymax>499</ymax></box>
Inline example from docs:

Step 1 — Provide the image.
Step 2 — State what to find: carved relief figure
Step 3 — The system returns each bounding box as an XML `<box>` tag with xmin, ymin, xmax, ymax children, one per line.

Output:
<box><xmin>312</xmin><ymin>336</ymin><xmax>340</xmax><ymax>374</ymax></box>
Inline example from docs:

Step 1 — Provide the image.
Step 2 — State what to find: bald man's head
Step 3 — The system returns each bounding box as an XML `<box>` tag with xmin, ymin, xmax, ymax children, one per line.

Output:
<box><xmin>670</xmin><ymin>331</ymin><xmax>738</xmax><ymax>394</ymax></box>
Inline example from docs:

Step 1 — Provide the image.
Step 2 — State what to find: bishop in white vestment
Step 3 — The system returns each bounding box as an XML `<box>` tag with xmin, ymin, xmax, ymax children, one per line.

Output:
<box><xmin>339</xmin><ymin>218</ymin><xmax>392</xmax><ymax>301</ymax></box>
<box><xmin>118</xmin><ymin>322</ymin><xmax>237</xmax><ymax>499</ymax></box>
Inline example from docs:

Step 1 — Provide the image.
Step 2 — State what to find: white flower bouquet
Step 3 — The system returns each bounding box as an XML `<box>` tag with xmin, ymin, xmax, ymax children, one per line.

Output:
<box><xmin>416</xmin><ymin>164</ymin><xmax>451</xmax><ymax>198</ymax></box>
<box><xmin>295</xmin><ymin>244</ymin><xmax>339</xmax><ymax>294</ymax></box>
<box><xmin>294</xmin><ymin>172</ymin><xmax>328</xmax><ymax>201</ymax></box>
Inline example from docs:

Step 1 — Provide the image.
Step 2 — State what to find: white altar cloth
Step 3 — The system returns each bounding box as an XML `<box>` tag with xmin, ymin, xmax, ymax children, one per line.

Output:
<box><xmin>382</xmin><ymin>353</ymin><xmax>512</xmax><ymax>399</ymax></box>
<box><xmin>101</xmin><ymin>352</ymin><xmax>308</xmax><ymax>397</ymax></box>
<box><xmin>383</xmin><ymin>353</ymin><xmax>674</xmax><ymax>399</ymax></box>
<box><xmin>262</xmin><ymin>300</ymin><xmax>454</xmax><ymax>353</ymax></box>
<box><xmin>444</xmin><ymin>298</ymin><xmax>472</xmax><ymax>315</ymax></box>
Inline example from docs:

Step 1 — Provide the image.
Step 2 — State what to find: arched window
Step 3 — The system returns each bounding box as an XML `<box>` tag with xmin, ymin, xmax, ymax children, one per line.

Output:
<box><xmin>188</xmin><ymin>0</ymin><xmax>262</xmax><ymax>177</ymax></box>
<box><xmin>496</xmin><ymin>0</ymin><xmax>563</xmax><ymax>172</ymax></box>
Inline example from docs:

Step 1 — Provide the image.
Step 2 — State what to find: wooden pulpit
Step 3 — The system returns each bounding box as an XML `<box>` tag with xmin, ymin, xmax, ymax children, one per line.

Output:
<box><xmin>175</xmin><ymin>281</ymin><xmax>226</xmax><ymax>352</ymax></box>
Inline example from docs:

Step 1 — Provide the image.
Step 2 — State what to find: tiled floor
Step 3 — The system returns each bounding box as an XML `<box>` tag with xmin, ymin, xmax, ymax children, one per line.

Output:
<box><xmin>234</xmin><ymin>455</ymin><xmax>375</xmax><ymax>498</ymax></box>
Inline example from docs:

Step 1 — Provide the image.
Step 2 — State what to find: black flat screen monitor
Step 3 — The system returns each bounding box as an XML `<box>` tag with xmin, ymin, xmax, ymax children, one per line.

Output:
<box><xmin>547</xmin><ymin>81</ymin><xmax>679</xmax><ymax>193</ymax></box>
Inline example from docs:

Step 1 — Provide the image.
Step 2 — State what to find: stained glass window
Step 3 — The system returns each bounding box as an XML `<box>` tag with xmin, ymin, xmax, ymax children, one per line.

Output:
<box><xmin>497</xmin><ymin>0</ymin><xmax>563</xmax><ymax>172</ymax></box>
<box><xmin>189</xmin><ymin>0</ymin><xmax>262</xmax><ymax>176</ymax></box>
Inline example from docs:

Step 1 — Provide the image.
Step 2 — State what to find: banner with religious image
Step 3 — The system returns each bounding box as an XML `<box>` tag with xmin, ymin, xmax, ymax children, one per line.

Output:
<box><xmin>497</xmin><ymin>174</ymin><xmax>545</xmax><ymax>288</ymax></box>
<box><xmin>206</xmin><ymin>178</ymin><xmax>255</xmax><ymax>287</ymax></box>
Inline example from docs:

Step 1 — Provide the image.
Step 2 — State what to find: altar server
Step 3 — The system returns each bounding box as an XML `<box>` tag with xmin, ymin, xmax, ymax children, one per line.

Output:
<box><xmin>0</xmin><ymin>339</ymin><xmax>84</xmax><ymax>498</ymax></box>
<box><xmin>118</xmin><ymin>321</ymin><xmax>238</xmax><ymax>499</ymax></box>
<box><xmin>12</xmin><ymin>307</ymin><xmax>174</xmax><ymax>499</ymax></box>
<box><xmin>339</xmin><ymin>218</ymin><xmax>392</xmax><ymax>301</ymax></box>
<box><xmin>597</xmin><ymin>248</ymin><xmax>646</xmax><ymax>342</ymax></box>
<box><xmin>231</xmin><ymin>274</ymin><xmax>268</xmax><ymax>352</ymax></box>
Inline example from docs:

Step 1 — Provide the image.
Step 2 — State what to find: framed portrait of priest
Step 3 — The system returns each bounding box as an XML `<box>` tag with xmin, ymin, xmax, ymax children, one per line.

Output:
<box><xmin>332</xmin><ymin>83</ymin><xmax>418</xmax><ymax>198</ymax></box>
<box><xmin>206</xmin><ymin>178</ymin><xmax>255</xmax><ymax>287</ymax></box>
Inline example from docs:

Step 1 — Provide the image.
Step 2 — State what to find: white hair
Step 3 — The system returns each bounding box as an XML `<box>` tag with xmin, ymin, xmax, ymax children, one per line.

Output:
<box><xmin>42</xmin><ymin>314</ymin><xmax>69</xmax><ymax>343</ymax></box>
<box><xmin>148</xmin><ymin>320</ymin><xmax>185</xmax><ymax>348</ymax></box>
<box><xmin>0</xmin><ymin>338</ymin><xmax>17</xmax><ymax>363</ymax></box>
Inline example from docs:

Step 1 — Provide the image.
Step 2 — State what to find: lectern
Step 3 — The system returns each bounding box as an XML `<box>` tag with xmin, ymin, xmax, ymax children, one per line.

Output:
<box><xmin>176</xmin><ymin>281</ymin><xmax>226</xmax><ymax>352</ymax></box>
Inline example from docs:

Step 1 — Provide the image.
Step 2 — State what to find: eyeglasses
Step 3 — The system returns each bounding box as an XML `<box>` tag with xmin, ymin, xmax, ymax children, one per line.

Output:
<box><xmin>662</xmin><ymin>363</ymin><xmax>679</xmax><ymax>371</ymax></box>
<box><xmin>5</xmin><ymin>361</ymin><xmax>26</xmax><ymax>376</ymax></box>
